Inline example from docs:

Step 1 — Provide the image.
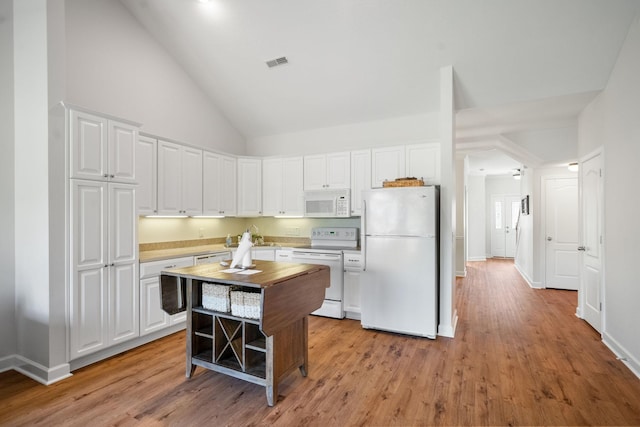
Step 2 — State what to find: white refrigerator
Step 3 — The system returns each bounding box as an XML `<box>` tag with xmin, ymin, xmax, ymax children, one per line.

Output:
<box><xmin>360</xmin><ymin>186</ymin><xmax>439</xmax><ymax>338</ymax></box>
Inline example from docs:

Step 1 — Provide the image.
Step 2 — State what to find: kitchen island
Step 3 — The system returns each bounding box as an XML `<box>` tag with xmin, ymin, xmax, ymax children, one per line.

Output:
<box><xmin>160</xmin><ymin>260</ymin><xmax>329</xmax><ymax>406</ymax></box>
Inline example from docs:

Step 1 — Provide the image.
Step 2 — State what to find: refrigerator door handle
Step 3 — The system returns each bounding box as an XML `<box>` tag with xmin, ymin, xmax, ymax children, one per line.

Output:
<box><xmin>362</xmin><ymin>200</ymin><xmax>367</xmax><ymax>271</ymax></box>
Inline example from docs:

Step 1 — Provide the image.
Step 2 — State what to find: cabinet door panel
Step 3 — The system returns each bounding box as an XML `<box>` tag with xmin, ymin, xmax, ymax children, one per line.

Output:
<box><xmin>181</xmin><ymin>147</ymin><xmax>203</xmax><ymax>216</ymax></box>
<box><xmin>70</xmin><ymin>111</ymin><xmax>108</xmax><ymax>180</ymax></box>
<box><xmin>406</xmin><ymin>143</ymin><xmax>440</xmax><ymax>184</ymax></box>
<box><xmin>71</xmin><ymin>267</ymin><xmax>107</xmax><ymax>358</ymax></box>
<box><xmin>72</xmin><ymin>180</ymin><xmax>106</xmax><ymax>269</ymax></box>
<box><xmin>157</xmin><ymin>141</ymin><xmax>182</xmax><ymax>215</ymax></box>
<box><xmin>350</xmin><ymin>150</ymin><xmax>371</xmax><ymax>216</ymax></box>
<box><xmin>237</xmin><ymin>158</ymin><xmax>262</xmax><ymax>216</ymax></box>
<box><xmin>262</xmin><ymin>158</ymin><xmax>283</xmax><ymax>216</ymax></box>
<box><xmin>282</xmin><ymin>157</ymin><xmax>304</xmax><ymax>215</ymax></box>
<box><xmin>326</xmin><ymin>152</ymin><xmax>351</xmax><ymax>188</ymax></box>
<box><xmin>372</xmin><ymin>146</ymin><xmax>405</xmax><ymax>188</ymax></box>
<box><xmin>109</xmin><ymin>121</ymin><xmax>137</xmax><ymax>183</ymax></box>
<box><xmin>136</xmin><ymin>136</ymin><xmax>157</xmax><ymax>215</ymax></box>
<box><xmin>203</xmin><ymin>151</ymin><xmax>222</xmax><ymax>215</ymax></box>
<box><xmin>109</xmin><ymin>184</ymin><xmax>137</xmax><ymax>264</ymax></box>
<box><xmin>220</xmin><ymin>155</ymin><xmax>237</xmax><ymax>216</ymax></box>
<box><xmin>110</xmin><ymin>262</ymin><xmax>139</xmax><ymax>344</ymax></box>
<box><xmin>304</xmin><ymin>155</ymin><xmax>327</xmax><ymax>190</ymax></box>
<box><xmin>140</xmin><ymin>277</ymin><xmax>170</xmax><ymax>335</ymax></box>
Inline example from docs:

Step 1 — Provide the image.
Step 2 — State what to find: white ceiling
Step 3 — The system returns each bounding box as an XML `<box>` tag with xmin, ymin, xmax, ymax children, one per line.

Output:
<box><xmin>120</xmin><ymin>0</ymin><xmax>640</xmax><ymax>173</ymax></box>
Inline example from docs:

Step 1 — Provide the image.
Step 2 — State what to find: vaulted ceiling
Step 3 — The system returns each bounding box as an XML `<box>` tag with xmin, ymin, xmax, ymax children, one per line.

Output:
<box><xmin>120</xmin><ymin>0</ymin><xmax>640</xmax><ymax>173</ymax></box>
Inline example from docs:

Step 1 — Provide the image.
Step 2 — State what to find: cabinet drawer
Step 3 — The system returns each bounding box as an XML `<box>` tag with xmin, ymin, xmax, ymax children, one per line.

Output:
<box><xmin>140</xmin><ymin>256</ymin><xmax>193</xmax><ymax>278</ymax></box>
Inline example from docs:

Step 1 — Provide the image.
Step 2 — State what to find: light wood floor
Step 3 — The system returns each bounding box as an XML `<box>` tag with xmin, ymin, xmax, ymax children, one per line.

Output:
<box><xmin>2</xmin><ymin>259</ymin><xmax>640</xmax><ymax>426</ymax></box>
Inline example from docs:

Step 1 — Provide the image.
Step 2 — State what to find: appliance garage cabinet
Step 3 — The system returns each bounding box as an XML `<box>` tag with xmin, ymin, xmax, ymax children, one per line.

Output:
<box><xmin>69</xmin><ymin>107</ymin><xmax>140</xmax><ymax>360</ymax></box>
<box><xmin>161</xmin><ymin>261</ymin><xmax>330</xmax><ymax>406</ymax></box>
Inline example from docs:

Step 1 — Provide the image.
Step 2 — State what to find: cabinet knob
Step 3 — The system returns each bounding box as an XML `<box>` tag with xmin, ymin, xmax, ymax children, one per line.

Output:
<box><xmin>104</xmin><ymin>264</ymin><xmax>109</xmax><ymax>268</ymax></box>
<box><xmin>110</xmin><ymin>174</ymin><xmax>115</xmax><ymax>178</ymax></box>
<box><xmin>103</xmin><ymin>174</ymin><xmax>109</xmax><ymax>178</ymax></box>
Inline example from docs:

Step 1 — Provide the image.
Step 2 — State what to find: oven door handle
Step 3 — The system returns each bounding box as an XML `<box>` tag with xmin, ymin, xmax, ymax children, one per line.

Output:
<box><xmin>292</xmin><ymin>253</ymin><xmax>342</xmax><ymax>261</ymax></box>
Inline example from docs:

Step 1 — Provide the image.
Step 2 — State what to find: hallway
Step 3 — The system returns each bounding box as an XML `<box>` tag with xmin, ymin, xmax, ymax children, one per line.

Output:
<box><xmin>1</xmin><ymin>259</ymin><xmax>639</xmax><ymax>426</ymax></box>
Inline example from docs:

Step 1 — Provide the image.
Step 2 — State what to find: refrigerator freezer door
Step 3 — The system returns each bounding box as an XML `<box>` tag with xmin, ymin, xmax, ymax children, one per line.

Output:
<box><xmin>361</xmin><ymin>235</ymin><xmax>437</xmax><ymax>338</ymax></box>
<box><xmin>364</xmin><ymin>187</ymin><xmax>437</xmax><ymax>237</ymax></box>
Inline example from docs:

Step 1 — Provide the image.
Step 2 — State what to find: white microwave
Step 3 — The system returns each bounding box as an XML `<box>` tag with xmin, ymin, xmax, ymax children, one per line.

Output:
<box><xmin>304</xmin><ymin>189</ymin><xmax>351</xmax><ymax>218</ymax></box>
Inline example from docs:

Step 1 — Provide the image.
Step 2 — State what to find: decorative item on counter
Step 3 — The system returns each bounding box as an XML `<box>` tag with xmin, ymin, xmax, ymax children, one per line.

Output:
<box><xmin>225</xmin><ymin>234</ymin><xmax>232</xmax><ymax>247</ymax></box>
<box><xmin>230</xmin><ymin>230</ymin><xmax>254</xmax><ymax>269</ymax></box>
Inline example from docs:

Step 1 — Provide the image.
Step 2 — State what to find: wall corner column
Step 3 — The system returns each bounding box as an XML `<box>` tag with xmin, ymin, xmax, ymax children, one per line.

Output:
<box><xmin>438</xmin><ymin>65</ymin><xmax>457</xmax><ymax>337</ymax></box>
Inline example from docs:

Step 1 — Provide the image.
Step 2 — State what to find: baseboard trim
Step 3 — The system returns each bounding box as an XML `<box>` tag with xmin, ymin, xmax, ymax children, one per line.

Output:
<box><xmin>70</xmin><ymin>323</ymin><xmax>186</xmax><ymax>371</ymax></box>
<box><xmin>602</xmin><ymin>332</ymin><xmax>640</xmax><ymax>381</ymax></box>
<box><xmin>438</xmin><ymin>310</ymin><xmax>458</xmax><ymax>338</ymax></box>
<box><xmin>0</xmin><ymin>354</ymin><xmax>72</xmax><ymax>385</ymax></box>
<box><xmin>514</xmin><ymin>263</ymin><xmax>544</xmax><ymax>289</ymax></box>
<box><xmin>455</xmin><ymin>268</ymin><xmax>467</xmax><ymax>278</ymax></box>
<box><xmin>467</xmin><ymin>257</ymin><xmax>487</xmax><ymax>262</ymax></box>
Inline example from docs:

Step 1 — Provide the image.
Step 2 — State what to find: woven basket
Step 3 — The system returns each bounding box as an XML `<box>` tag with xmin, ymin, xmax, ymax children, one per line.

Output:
<box><xmin>202</xmin><ymin>283</ymin><xmax>230</xmax><ymax>312</ymax></box>
<box><xmin>382</xmin><ymin>177</ymin><xmax>424</xmax><ymax>187</ymax></box>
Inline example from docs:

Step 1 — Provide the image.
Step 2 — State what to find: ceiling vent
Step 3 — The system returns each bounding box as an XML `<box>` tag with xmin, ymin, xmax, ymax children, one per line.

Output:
<box><xmin>266</xmin><ymin>56</ymin><xmax>288</xmax><ymax>68</ymax></box>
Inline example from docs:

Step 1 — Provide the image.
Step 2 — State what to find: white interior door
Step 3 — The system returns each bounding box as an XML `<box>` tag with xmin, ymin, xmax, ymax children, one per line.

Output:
<box><xmin>491</xmin><ymin>194</ymin><xmax>519</xmax><ymax>258</ymax></box>
<box><xmin>580</xmin><ymin>154</ymin><xmax>603</xmax><ymax>332</ymax></box>
<box><xmin>544</xmin><ymin>177</ymin><xmax>579</xmax><ymax>290</ymax></box>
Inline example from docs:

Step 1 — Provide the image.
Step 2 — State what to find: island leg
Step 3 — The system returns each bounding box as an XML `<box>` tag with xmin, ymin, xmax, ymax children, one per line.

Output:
<box><xmin>299</xmin><ymin>316</ymin><xmax>309</xmax><ymax>377</ymax></box>
<box><xmin>265</xmin><ymin>335</ymin><xmax>276</xmax><ymax>406</ymax></box>
<box><xmin>185</xmin><ymin>277</ymin><xmax>194</xmax><ymax>378</ymax></box>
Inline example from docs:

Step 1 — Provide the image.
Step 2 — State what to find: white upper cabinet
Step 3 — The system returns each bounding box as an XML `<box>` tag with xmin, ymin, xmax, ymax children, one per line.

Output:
<box><xmin>350</xmin><ymin>150</ymin><xmax>371</xmax><ymax>216</ymax></box>
<box><xmin>70</xmin><ymin>109</ymin><xmax>137</xmax><ymax>183</ymax></box>
<box><xmin>203</xmin><ymin>151</ymin><xmax>237</xmax><ymax>216</ymax></box>
<box><xmin>406</xmin><ymin>143</ymin><xmax>441</xmax><ymax>185</ymax></box>
<box><xmin>237</xmin><ymin>157</ymin><xmax>262</xmax><ymax>217</ymax></box>
<box><xmin>371</xmin><ymin>146</ymin><xmax>406</xmax><ymax>188</ymax></box>
<box><xmin>304</xmin><ymin>151</ymin><xmax>350</xmax><ymax>190</ymax></box>
<box><xmin>263</xmin><ymin>157</ymin><xmax>304</xmax><ymax>217</ymax></box>
<box><xmin>136</xmin><ymin>135</ymin><xmax>157</xmax><ymax>215</ymax></box>
<box><xmin>181</xmin><ymin>146</ymin><xmax>204</xmax><ymax>216</ymax></box>
<box><xmin>157</xmin><ymin>140</ymin><xmax>202</xmax><ymax>216</ymax></box>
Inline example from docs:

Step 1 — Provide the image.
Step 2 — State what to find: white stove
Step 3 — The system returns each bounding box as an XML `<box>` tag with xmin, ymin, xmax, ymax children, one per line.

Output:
<box><xmin>292</xmin><ymin>227</ymin><xmax>359</xmax><ymax>319</ymax></box>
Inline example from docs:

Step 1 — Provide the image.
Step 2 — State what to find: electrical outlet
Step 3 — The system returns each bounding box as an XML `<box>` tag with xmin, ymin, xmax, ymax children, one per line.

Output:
<box><xmin>285</xmin><ymin>227</ymin><xmax>300</xmax><ymax>236</ymax></box>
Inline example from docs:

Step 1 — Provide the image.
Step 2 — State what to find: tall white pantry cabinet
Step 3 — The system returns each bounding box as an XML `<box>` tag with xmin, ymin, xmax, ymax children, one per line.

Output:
<box><xmin>68</xmin><ymin>109</ymin><xmax>139</xmax><ymax>360</ymax></box>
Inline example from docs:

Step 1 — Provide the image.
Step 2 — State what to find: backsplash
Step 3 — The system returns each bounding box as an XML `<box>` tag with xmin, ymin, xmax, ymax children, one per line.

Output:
<box><xmin>138</xmin><ymin>216</ymin><xmax>361</xmax><ymax>244</ymax></box>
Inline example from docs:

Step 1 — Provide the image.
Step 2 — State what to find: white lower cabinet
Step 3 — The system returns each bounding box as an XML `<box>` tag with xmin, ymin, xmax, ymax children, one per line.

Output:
<box><xmin>343</xmin><ymin>252</ymin><xmax>363</xmax><ymax>320</ymax></box>
<box><xmin>139</xmin><ymin>256</ymin><xmax>193</xmax><ymax>336</ymax></box>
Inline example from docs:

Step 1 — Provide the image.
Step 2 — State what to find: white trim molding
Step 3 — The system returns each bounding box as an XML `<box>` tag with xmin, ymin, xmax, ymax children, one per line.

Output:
<box><xmin>0</xmin><ymin>355</ymin><xmax>72</xmax><ymax>385</ymax></box>
<box><xmin>603</xmin><ymin>332</ymin><xmax>640</xmax><ymax>380</ymax></box>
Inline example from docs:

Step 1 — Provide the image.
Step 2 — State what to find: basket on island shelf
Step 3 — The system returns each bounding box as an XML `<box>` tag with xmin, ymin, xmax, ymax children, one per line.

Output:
<box><xmin>382</xmin><ymin>177</ymin><xmax>425</xmax><ymax>187</ymax></box>
<box><xmin>202</xmin><ymin>283</ymin><xmax>231</xmax><ymax>312</ymax></box>
<box><xmin>231</xmin><ymin>289</ymin><xmax>261</xmax><ymax>319</ymax></box>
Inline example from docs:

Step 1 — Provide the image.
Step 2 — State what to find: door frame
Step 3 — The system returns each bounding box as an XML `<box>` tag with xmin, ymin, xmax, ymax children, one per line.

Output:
<box><xmin>539</xmin><ymin>173</ymin><xmax>579</xmax><ymax>289</ymax></box>
<box><xmin>577</xmin><ymin>148</ymin><xmax>605</xmax><ymax>332</ymax></box>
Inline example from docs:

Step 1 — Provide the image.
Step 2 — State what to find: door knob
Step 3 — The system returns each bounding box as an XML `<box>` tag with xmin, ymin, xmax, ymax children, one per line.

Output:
<box><xmin>547</xmin><ymin>237</ymin><xmax>552</xmax><ymax>241</ymax></box>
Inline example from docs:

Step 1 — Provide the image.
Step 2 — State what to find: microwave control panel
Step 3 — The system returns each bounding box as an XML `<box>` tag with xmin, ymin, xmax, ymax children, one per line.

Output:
<box><xmin>336</xmin><ymin>196</ymin><xmax>349</xmax><ymax>217</ymax></box>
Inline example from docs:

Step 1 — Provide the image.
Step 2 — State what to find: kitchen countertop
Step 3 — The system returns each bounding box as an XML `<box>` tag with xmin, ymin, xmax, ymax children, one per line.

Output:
<box><xmin>139</xmin><ymin>242</ymin><xmax>312</xmax><ymax>263</ymax></box>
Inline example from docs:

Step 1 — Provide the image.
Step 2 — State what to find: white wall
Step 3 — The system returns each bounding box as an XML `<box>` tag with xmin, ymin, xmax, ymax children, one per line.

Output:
<box><xmin>578</xmin><ymin>94</ymin><xmax>604</xmax><ymax>156</ymax></box>
<box><xmin>466</xmin><ymin>174</ymin><xmax>486</xmax><ymax>261</ymax></box>
<box><xmin>65</xmin><ymin>0</ymin><xmax>245</xmax><ymax>154</ymax></box>
<box><xmin>245</xmin><ymin>112</ymin><xmax>440</xmax><ymax>157</ymax></box>
<box><xmin>585</xmin><ymin>13</ymin><xmax>640</xmax><ymax>377</ymax></box>
<box><xmin>0</xmin><ymin>0</ymin><xmax>16</xmax><ymax>365</ymax></box>
<box><xmin>514</xmin><ymin>166</ymin><xmax>534</xmax><ymax>284</ymax></box>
